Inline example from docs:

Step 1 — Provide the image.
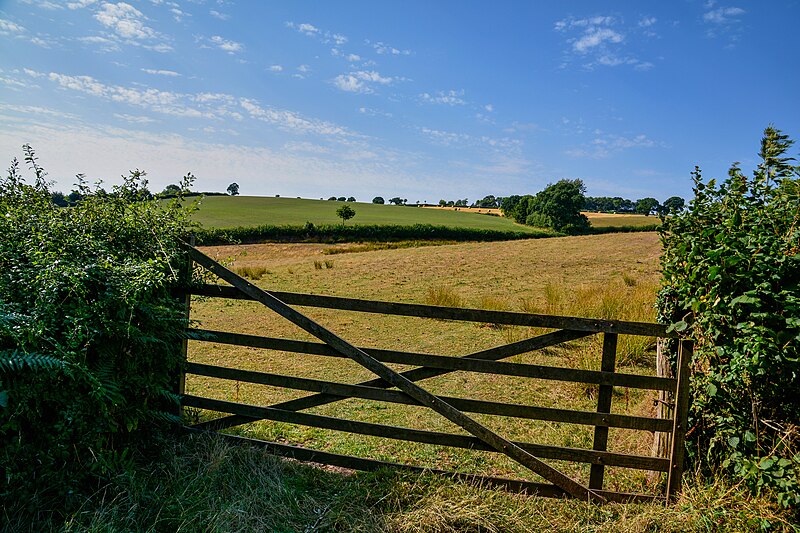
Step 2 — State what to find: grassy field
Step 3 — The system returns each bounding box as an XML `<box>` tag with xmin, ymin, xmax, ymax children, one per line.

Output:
<box><xmin>189</xmin><ymin>196</ymin><xmax>540</xmax><ymax>232</ymax></box>
<box><xmin>187</xmin><ymin>195</ymin><xmax>658</xmax><ymax>231</ymax></box>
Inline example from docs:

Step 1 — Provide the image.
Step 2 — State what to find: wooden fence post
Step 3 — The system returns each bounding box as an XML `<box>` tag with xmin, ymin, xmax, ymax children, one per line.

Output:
<box><xmin>589</xmin><ymin>333</ymin><xmax>618</xmax><ymax>490</ymax></box>
<box><xmin>666</xmin><ymin>339</ymin><xmax>693</xmax><ymax>501</ymax></box>
<box><xmin>175</xmin><ymin>234</ymin><xmax>194</xmax><ymax>416</ymax></box>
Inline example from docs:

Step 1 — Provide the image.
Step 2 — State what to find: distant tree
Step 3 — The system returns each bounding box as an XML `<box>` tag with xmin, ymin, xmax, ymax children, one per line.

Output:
<box><xmin>475</xmin><ymin>195</ymin><xmax>499</xmax><ymax>208</ymax></box>
<box><xmin>337</xmin><ymin>196</ymin><xmax>346</xmax><ymax>202</ymax></box>
<box><xmin>336</xmin><ymin>203</ymin><xmax>356</xmax><ymax>225</ymax></box>
<box><xmin>661</xmin><ymin>196</ymin><xmax>685</xmax><ymax>214</ymax></box>
<box><xmin>226</xmin><ymin>182</ymin><xmax>240</xmax><ymax>196</ymax></box>
<box><xmin>328</xmin><ymin>196</ymin><xmax>337</xmax><ymax>201</ymax></box>
<box><xmin>403</xmin><ymin>198</ymin><xmax>408</xmax><ymax>205</ymax></box>
<box><xmin>347</xmin><ymin>196</ymin><xmax>356</xmax><ymax>202</ymax></box>
<box><xmin>438</xmin><ymin>199</ymin><xmax>446</xmax><ymax>206</ymax></box>
<box><xmin>372</xmin><ymin>196</ymin><xmax>385</xmax><ymax>204</ymax></box>
<box><xmin>635</xmin><ymin>197</ymin><xmax>660</xmax><ymax>216</ymax></box>
<box><xmin>67</xmin><ymin>190</ymin><xmax>83</xmax><ymax>205</ymax></box>
<box><xmin>51</xmin><ymin>191</ymin><xmax>68</xmax><ymax>207</ymax></box>
<box><xmin>162</xmin><ymin>184</ymin><xmax>181</xmax><ymax>195</ymax></box>
<box><xmin>527</xmin><ymin>179</ymin><xmax>590</xmax><ymax>233</ymax></box>
<box><xmin>388</xmin><ymin>197</ymin><xmax>403</xmax><ymax>205</ymax></box>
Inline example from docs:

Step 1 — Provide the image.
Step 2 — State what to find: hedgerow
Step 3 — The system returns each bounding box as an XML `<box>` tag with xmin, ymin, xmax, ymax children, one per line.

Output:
<box><xmin>658</xmin><ymin>126</ymin><xmax>800</xmax><ymax>511</ymax></box>
<box><xmin>194</xmin><ymin>222</ymin><xmax>553</xmax><ymax>245</ymax></box>
<box><xmin>0</xmin><ymin>146</ymin><xmax>196</xmax><ymax>517</ymax></box>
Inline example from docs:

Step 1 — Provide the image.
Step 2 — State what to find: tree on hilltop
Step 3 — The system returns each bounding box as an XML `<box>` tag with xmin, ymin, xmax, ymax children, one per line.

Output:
<box><xmin>336</xmin><ymin>203</ymin><xmax>356</xmax><ymax>225</ymax></box>
<box><xmin>226</xmin><ymin>182</ymin><xmax>239</xmax><ymax>196</ymax></box>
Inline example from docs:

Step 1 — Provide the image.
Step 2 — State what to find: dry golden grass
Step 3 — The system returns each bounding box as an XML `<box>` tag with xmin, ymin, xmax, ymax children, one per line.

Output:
<box><xmin>187</xmin><ymin>233</ymin><xmax>665</xmax><ymax>492</ymax></box>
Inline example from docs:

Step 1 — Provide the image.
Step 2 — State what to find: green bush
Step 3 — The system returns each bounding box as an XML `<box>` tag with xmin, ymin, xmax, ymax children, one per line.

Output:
<box><xmin>0</xmin><ymin>146</ymin><xmax>196</xmax><ymax>515</ymax></box>
<box><xmin>658</xmin><ymin>127</ymin><xmax>800</xmax><ymax>511</ymax></box>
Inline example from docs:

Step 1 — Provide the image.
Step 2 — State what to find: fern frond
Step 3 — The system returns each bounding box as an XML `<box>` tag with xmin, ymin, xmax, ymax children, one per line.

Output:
<box><xmin>0</xmin><ymin>350</ymin><xmax>67</xmax><ymax>374</ymax></box>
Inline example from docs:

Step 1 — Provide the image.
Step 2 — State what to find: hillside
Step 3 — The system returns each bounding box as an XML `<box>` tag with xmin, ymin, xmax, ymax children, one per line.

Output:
<box><xmin>188</xmin><ymin>195</ymin><xmax>657</xmax><ymax>232</ymax></box>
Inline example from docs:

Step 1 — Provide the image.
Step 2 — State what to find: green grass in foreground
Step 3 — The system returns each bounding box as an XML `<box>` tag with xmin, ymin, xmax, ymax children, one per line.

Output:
<box><xmin>20</xmin><ymin>433</ymin><xmax>795</xmax><ymax>532</ymax></box>
<box><xmin>190</xmin><ymin>196</ymin><xmax>540</xmax><ymax>232</ymax></box>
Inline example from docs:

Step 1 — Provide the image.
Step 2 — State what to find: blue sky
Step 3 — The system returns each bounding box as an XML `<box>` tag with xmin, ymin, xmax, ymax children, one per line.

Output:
<box><xmin>1</xmin><ymin>1</ymin><xmax>798</xmax><ymax>203</ymax></box>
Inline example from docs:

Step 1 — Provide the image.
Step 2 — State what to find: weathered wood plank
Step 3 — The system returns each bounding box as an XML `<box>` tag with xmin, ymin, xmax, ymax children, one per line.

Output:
<box><xmin>182</xmin><ymin>428</ymin><xmax>663</xmax><ymax>503</ymax></box>
<box><xmin>186</xmin><ymin>362</ymin><xmax>673</xmax><ymax>432</ymax></box>
<box><xmin>185</xmin><ymin>245</ymin><xmax>605</xmax><ymax>501</ymax></box>
<box><xmin>188</xmin><ymin>328</ymin><xmax>676</xmax><ymax>392</ymax></box>
<box><xmin>666</xmin><ymin>340</ymin><xmax>693</xmax><ymax>501</ymax></box>
<box><xmin>183</xmin><ymin>395</ymin><xmax>670</xmax><ymax>472</ymax></box>
<box><xmin>589</xmin><ymin>333</ymin><xmax>618</xmax><ymax>490</ymax></box>
<box><xmin>190</xmin><ymin>283</ymin><xmax>673</xmax><ymax>337</ymax></box>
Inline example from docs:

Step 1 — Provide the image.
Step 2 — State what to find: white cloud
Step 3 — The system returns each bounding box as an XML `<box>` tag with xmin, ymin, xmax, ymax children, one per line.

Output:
<box><xmin>286</xmin><ymin>21</ymin><xmax>350</xmax><ymax>47</ymax></box>
<box><xmin>238</xmin><ymin>98</ymin><xmax>351</xmax><ymax>136</ymax></box>
<box><xmin>332</xmin><ymin>33</ymin><xmax>347</xmax><ymax>45</ymax></box>
<box><xmin>420</xmin><ymin>90</ymin><xmax>466</xmax><ymax>106</ymax></box>
<box><xmin>333</xmin><ymin>70</ymin><xmax>394</xmax><ymax>93</ymax></box>
<box><xmin>268</xmin><ymin>65</ymin><xmax>283</xmax><ymax>72</ymax></box>
<box><xmin>638</xmin><ymin>16</ymin><xmax>657</xmax><ymax>28</ymax></box>
<box><xmin>370</xmin><ymin>40</ymin><xmax>411</xmax><ymax>56</ymax></box>
<box><xmin>346</xmin><ymin>53</ymin><xmax>361</xmax><ymax>62</ymax></box>
<box><xmin>573</xmin><ymin>28</ymin><xmax>624</xmax><ymax>52</ymax></box>
<box><xmin>95</xmin><ymin>2</ymin><xmax>157</xmax><ymax>41</ymax></box>
<box><xmin>67</xmin><ymin>0</ymin><xmax>99</xmax><ymax>8</ymax></box>
<box><xmin>358</xmin><ymin>107</ymin><xmax>392</xmax><ymax>118</ymax></box>
<box><xmin>141</xmin><ymin>68</ymin><xmax>181</xmax><ymax>76</ymax></box>
<box><xmin>114</xmin><ymin>113</ymin><xmax>156</xmax><ymax>123</ymax></box>
<box><xmin>297</xmin><ymin>64</ymin><xmax>311</xmax><ymax>73</ymax></box>
<box><xmin>333</xmin><ymin>74</ymin><xmax>368</xmax><ymax>93</ymax></box>
<box><xmin>0</xmin><ymin>19</ymin><xmax>25</xmax><ymax>34</ymax></box>
<box><xmin>703</xmin><ymin>6</ymin><xmax>745</xmax><ymax>24</ymax></box>
<box><xmin>484</xmin><ymin>104</ymin><xmax>494</xmax><ymax>112</ymax></box>
<box><xmin>209</xmin><ymin>9</ymin><xmax>229</xmax><ymax>20</ymax></box>
<box><xmin>567</xmin><ymin>132</ymin><xmax>659</xmax><ymax>158</ymax></box>
<box><xmin>78</xmin><ymin>35</ymin><xmax>120</xmax><ymax>51</ymax></box>
<box><xmin>170</xmin><ymin>8</ymin><xmax>189</xmax><ymax>22</ymax></box>
<box><xmin>210</xmin><ymin>35</ymin><xmax>243</xmax><ymax>53</ymax></box>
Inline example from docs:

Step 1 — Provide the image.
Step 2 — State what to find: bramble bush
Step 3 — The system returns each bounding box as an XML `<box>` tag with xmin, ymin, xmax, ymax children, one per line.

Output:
<box><xmin>658</xmin><ymin>127</ymin><xmax>800</xmax><ymax>511</ymax></box>
<box><xmin>0</xmin><ymin>146</ymin><xmax>196</xmax><ymax>516</ymax></box>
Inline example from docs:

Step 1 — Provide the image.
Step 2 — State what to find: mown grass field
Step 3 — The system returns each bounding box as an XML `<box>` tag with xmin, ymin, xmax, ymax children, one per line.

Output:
<box><xmin>187</xmin><ymin>195</ymin><xmax>659</xmax><ymax>231</ymax></box>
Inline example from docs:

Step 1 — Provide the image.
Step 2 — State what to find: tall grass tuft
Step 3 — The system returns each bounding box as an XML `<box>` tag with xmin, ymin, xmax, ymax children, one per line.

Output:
<box><xmin>234</xmin><ymin>265</ymin><xmax>268</xmax><ymax>280</ymax></box>
<box><xmin>425</xmin><ymin>285</ymin><xmax>463</xmax><ymax>308</ymax></box>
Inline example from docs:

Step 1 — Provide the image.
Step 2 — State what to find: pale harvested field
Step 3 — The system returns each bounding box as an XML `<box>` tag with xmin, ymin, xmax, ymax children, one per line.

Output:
<box><xmin>187</xmin><ymin>232</ymin><xmax>665</xmax><ymax>493</ymax></box>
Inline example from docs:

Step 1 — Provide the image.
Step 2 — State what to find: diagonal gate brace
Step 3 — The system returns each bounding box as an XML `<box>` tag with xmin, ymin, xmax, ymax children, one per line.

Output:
<box><xmin>184</xmin><ymin>244</ymin><xmax>605</xmax><ymax>503</ymax></box>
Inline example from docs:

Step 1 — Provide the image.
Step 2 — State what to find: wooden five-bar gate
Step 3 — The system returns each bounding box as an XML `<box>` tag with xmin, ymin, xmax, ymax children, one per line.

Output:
<box><xmin>178</xmin><ymin>244</ymin><xmax>692</xmax><ymax>504</ymax></box>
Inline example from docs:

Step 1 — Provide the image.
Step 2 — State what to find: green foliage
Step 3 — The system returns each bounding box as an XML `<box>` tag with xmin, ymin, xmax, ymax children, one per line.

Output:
<box><xmin>372</xmin><ymin>196</ymin><xmax>385</xmax><ymax>204</ymax></box>
<box><xmin>226</xmin><ymin>182</ymin><xmax>239</xmax><ymax>196</ymax></box>
<box><xmin>0</xmin><ymin>145</ymin><xmax>196</xmax><ymax>515</ymax></box>
<box><xmin>336</xmin><ymin>203</ymin><xmax>356</xmax><ymax>225</ymax></box>
<box><xmin>501</xmin><ymin>181</ymin><xmax>590</xmax><ymax>234</ymax></box>
<box><xmin>662</xmin><ymin>195</ymin><xmax>686</xmax><ymax>214</ymax></box>
<box><xmin>658</xmin><ymin>126</ymin><xmax>800</xmax><ymax>511</ymax></box>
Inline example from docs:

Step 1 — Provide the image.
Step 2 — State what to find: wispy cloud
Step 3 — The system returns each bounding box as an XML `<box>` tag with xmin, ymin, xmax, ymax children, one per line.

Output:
<box><xmin>420</xmin><ymin>90</ymin><xmax>466</xmax><ymax>106</ymax></box>
<box><xmin>268</xmin><ymin>65</ymin><xmax>283</xmax><ymax>72</ymax></box>
<box><xmin>0</xmin><ymin>19</ymin><xmax>25</xmax><ymax>35</ymax></box>
<box><xmin>113</xmin><ymin>113</ymin><xmax>156</xmax><ymax>123</ymax></box>
<box><xmin>67</xmin><ymin>0</ymin><xmax>98</xmax><ymax>9</ymax></box>
<box><xmin>286</xmin><ymin>21</ymin><xmax>348</xmax><ymax>46</ymax></box>
<box><xmin>141</xmin><ymin>68</ymin><xmax>181</xmax><ymax>77</ymax></box>
<box><xmin>333</xmin><ymin>70</ymin><xmax>395</xmax><ymax>94</ymax></box>
<box><xmin>368</xmin><ymin>40</ymin><xmax>411</xmax><ymax>56</ymax></box>
<box><xmin>209</xmin><ymin>9</ymin><xmax>229</xmax><ymax>21</ymax></box>
<box><xmin>554</xmin><ymin>15</ymin><xmax>653</xmax><ymax>70</ymax></box>
<box><xmin>566</xmin><ymin>132</ymin><xmax>660</xmax><ymax>158</ymax></box>
<box><xmin>702</xmin><ymin>5</ymin><xmax>745</xmax><ymax>45</ymax></box>
<box><xmin>210</xmin><ymin>35</ymin><xmax>243</xmax><ymax>53</ymax></box>
<box><xmin>89</xmin><ymin>2</ymin><xmax>172</xmax><ymax>52</ymax></box>
<box><xmin>238</xmin><ymin>98</ymin><xmax>352</xmax><ymax>136</ymax></box>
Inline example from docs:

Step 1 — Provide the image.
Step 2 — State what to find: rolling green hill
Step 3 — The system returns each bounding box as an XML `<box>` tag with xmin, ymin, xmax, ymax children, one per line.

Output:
<box><xmin>189</xmin><ymin>196</ymin><xmax>541</xmax><ymax>232</ymax></box>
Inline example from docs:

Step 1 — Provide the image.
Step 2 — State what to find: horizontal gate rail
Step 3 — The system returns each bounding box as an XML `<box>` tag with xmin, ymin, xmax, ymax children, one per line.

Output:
<box><xmin>194</xmin><ymin>328</ymin><xmax>593</xmax><ymax>433</ymax></box>
<box><xmin>183</xmin><ymin>395</ymin><xmax>669</xmax><ymax>472</ymax></box>
<box><xmin>188</xmin><ymin>328</ymin><xmax>676</xmax><ymax>392</ymax></box>
<box><xmin>187</xmin><ymin>361</ymin><xmax>672</xmax><ymax>432</ymax></box>
<box><xmin>190</xmin><ymin>283</ymin><xmax>674</xmax><ymax>337</ymax></box>
<box><xmin>184</xmin><ymin>428</ymin><xmax>664</xmax><ymax>504</ymax></box>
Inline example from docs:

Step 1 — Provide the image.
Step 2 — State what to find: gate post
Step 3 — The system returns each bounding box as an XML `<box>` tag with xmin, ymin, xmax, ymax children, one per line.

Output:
<box><xmin>666</xmin><ymin>339</ymin><xmax>693</xmax><ymax>501</ymax></box>
<box><xmin>175</xmin><ymin>234</ymin><xmax>194</xmax><ymax>417</ymax></box>
<box><xmin>589</xmin><ymin>333</ymin><xmax>618</xmax><ymax>490</ymax></box>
